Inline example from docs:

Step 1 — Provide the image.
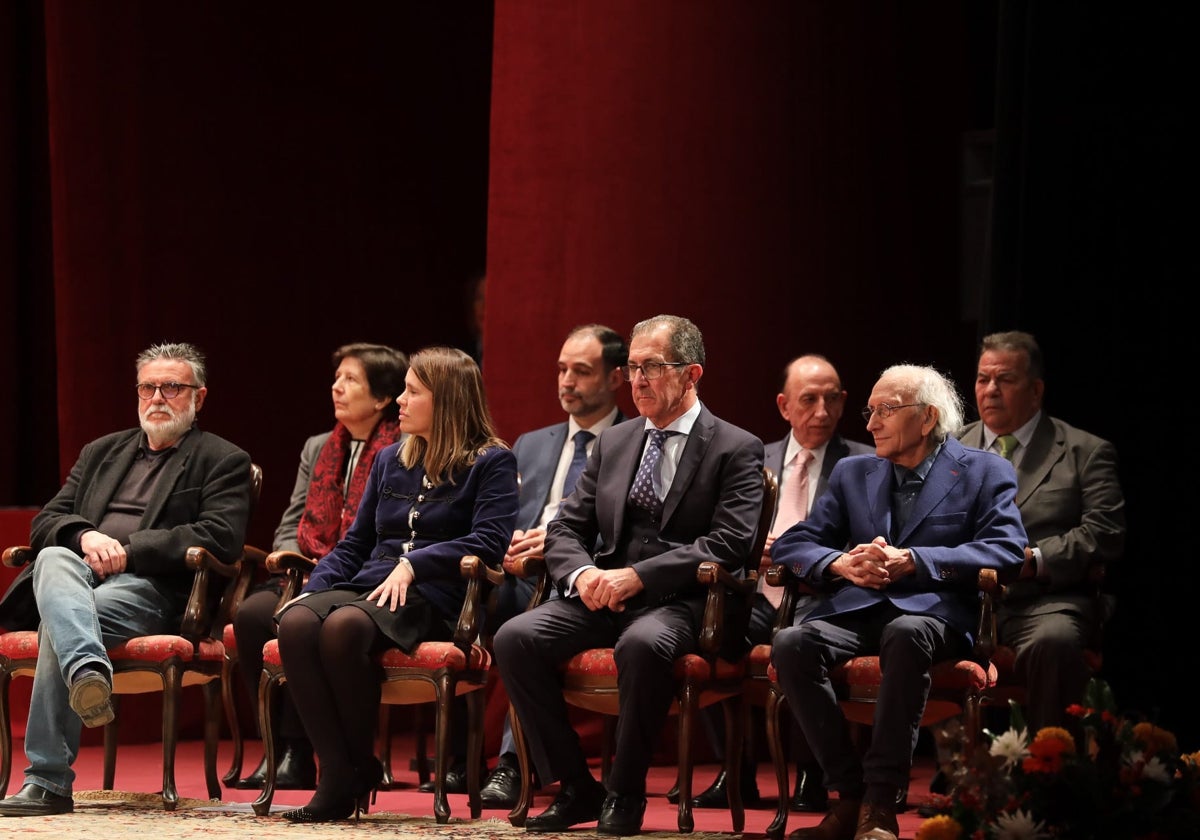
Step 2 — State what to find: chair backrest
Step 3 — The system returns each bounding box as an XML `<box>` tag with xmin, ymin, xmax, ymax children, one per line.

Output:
<box><xmin>751</xmin><ymin>467</ymin><xmax>779</xmax><ymax>575</ymax></box>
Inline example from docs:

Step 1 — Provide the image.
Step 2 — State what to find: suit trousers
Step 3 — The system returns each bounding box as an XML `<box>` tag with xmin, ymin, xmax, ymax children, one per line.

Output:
<box><xmin>997</xmin><ymin>608</ymin><xmax>1091</xmax><ymax>734</ymax></box>
<box><xmin>771</xmin><ymin>602</ymin><xmax>966</xmax><ymax>805</ymax></box>
<box><xmin>494</xmin><ymin>595</ymin><xmax>698</xmax><ymax>796</ymax></box>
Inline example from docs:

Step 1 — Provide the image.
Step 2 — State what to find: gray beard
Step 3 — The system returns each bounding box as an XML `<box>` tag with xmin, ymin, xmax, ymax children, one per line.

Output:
<box><xmin>141</xmin><ymin>400</ymin><xmax>197</xmax><ymax>449</ymax></box>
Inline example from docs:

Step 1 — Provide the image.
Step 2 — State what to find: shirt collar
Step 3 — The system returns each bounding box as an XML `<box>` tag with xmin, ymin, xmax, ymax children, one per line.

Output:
<box><xmin>567</xmin><ymin>405</ymin><xmax>621</xmax><ymax>439</ymax></box>
<box><xmin>642</xmin><ymin>399</ymin><xmax>702</xmax><ymax>437</ymax></box>
<box><xmin>982</xmin><ymin>410</ymin><xmax>1041</xmax><ymax>451</ymax></box>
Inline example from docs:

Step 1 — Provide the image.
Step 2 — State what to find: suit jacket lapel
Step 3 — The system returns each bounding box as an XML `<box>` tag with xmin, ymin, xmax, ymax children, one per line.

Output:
<box><xmin>1015</xmin><ymin>414</ymin><xmax>1062</xmax><ymax>508</ymax></box>
<box><xmin>894</xmin><ymin>444</ymin><xmax>965</xmax><ymax>545</ymax></box>
<box><xmin>661</xmin><ymin>407</ymin><xmax>713</xmax><ymax>523</ymax></box>
<box><xmin>866</xmin><ymin>457</ymin><xmax>893</xmax><ymax>541</ymax></box>
<box><xmin>529</xmin><ymin>424</ymin><xmax>566</xmax><ymax>515</ymax></box>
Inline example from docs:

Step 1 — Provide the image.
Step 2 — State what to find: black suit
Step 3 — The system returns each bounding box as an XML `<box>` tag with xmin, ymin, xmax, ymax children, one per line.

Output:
<box><xmin>494</xmin><ymin>403</ymin><xmax>763</xmax><ymax>795</ymax></box>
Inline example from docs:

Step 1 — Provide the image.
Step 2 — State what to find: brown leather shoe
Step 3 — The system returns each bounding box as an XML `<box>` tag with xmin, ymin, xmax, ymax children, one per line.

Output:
<box><xmin>786</xmin><ymin>797</ymin><xmax>860</xmax><ymax>840</ymax></box>
<box><xmin>853</xmin><ymin>800</ymin><xmax>899</xmax><ymax>840</ymax></box>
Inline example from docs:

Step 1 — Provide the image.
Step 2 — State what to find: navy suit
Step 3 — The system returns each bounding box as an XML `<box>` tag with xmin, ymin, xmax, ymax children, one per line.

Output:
<box><xmin>769</xmin><ymin>436</ymin><xmax>1025</xmax><ymax>803</ymax></box>
<box><xmin>494</xmin><ymin>403</ymin><xmax>763</xmax><ymax>795</ymax></box>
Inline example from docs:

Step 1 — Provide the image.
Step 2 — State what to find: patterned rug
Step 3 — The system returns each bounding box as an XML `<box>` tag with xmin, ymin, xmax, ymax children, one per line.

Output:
<box><xmin>5</xmin><ymin>791</ymin><xmax>740</xmax><ymax>839</ymax></box>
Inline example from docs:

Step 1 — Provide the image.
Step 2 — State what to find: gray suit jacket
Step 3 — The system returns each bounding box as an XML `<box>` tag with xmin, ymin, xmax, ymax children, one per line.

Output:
<box><xmin>957</xmin><ymin>413</ymin><xmax>1125</xmax><ymax>619</ymax></box>
<box><xmin>272</xmin><ymin>432</ymin><xmax>331</xmax><ymax>553</ymax></box>
<box><xmin>546</xmin><ymin>403</ymin><xmax>764</xmax><ymax>612</ymax></box>
<box><xmin>0</xmin><ymin>425</ymin><xmax>252</xmax><ymax>630</ymax></box>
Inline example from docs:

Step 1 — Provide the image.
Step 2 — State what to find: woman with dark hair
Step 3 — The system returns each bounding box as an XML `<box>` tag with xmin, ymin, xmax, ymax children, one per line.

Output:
<box><xmin>232</xmin><ymin>343</ymin><xmax>408</xmax><ymax>790</ymax></box>
<box><xmin>275</xmin><ymin>346</ymin><xmax>518</xmax><ymax>823</ymax></box>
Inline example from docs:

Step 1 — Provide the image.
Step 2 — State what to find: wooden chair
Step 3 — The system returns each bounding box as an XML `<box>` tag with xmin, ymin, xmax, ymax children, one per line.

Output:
<box><xmin>759</xmin><ymin>565</ymin><xmax>1001</xmax><ymax>839</ymax></box>
<box><xmin>0</xmin><ymin>462</ymin><xmax>263</xmax><ymax>809</ymax></box>
<box><xmin>251</xmin><ymin>551</ymin><xmax>503</xmax><ymax>822</ymax></box>
<box><xmin>505</xmin><ymin>466</ymin><xmax>777</xmax><ymax>834</ymax></box>
<box><xmin>217</xmin><ymin>542</ymin><xmax>270</xmax><ymax>787</ymax></box>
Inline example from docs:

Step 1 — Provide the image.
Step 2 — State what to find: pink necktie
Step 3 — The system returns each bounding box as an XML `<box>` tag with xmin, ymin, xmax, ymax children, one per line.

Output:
<box><xmin>760</xmin><ymin>449</ymin><xmax>813</xmax><ymax>608</ymax></box>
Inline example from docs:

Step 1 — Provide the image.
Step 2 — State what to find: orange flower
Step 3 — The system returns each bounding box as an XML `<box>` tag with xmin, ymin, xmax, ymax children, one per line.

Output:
<box><xmin>1132</xmin><ymin>721</ymin><xmax>1178</xmax><ymax>756</ymax></box>
<box><xmin>1022</xmin><ymin>727</ymin><xmax>1075</xmax><ymax>774</ymax></box>
<box><xmin>914</xmin><ymin>814</ymin><xmax>963</xmax><ymax>840</ymax></box>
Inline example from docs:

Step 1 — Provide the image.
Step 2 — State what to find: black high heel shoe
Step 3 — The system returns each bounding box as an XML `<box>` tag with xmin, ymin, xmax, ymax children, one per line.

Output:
<box><xmin>280</xmin><ymin>798</ymin><xmax>358</xmax><ymax>823</ymax></box>
<box><xmin>352</xmin><ymin>756</ymin><xmax>385</xmax><ymax>814</ymax></box>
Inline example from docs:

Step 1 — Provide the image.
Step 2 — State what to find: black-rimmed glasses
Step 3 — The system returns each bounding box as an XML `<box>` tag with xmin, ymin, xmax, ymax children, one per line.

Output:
<box><xmin>861</xmin><ymin>402</ymin><xmax>922</xmax><ymax>421</ymax></box>
<box><xmin>620</xmin><ymin>362</ymin><xmax>688</xmax><ymax>382</ymax></box>
<box><xmin>137</xmin><ymin>382</ymin><xmax>199</xmax><ymax>400</ymax></box>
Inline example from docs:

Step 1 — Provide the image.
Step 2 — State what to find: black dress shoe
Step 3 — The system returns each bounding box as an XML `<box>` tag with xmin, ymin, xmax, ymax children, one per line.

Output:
<box><xmin>691</xmin><ymin>768</ymin><xmax>762</xmax><ymax>809</ymax></box>
<box><xmin>480</xmin><ymin>763</ymin><xmax>521</xmax><ymax>808</ymax></box>
<box><xmin>597</xmin><ymin>792</ymin><xmax>647</xmax><ymax>836</ymax></box>
<box><xmin>235</xmin><ymin>744</ymin><xmax>318</xmax><ymax>790</ymax></box>
<box><xmin>418</xmin><ymin>760</ymin><xmax>484</xmax><ymax>794</ymax></box>
<box><xmin>789</xmin><ymin>765</ymin><xmax>829</xmax><ymax>812</ymax></box>
<box><xmin>526</xmin><ymin>777</ymin><xmax>607</xmax><ymax>832</ymax></box>
<box><xmin>0</xmin><ymin>783</ymin><xmax>75</xmax><ymax>817</ymax></box>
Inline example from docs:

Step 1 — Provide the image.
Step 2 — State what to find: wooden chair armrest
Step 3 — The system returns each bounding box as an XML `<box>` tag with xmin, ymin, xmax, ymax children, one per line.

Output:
<box><xmin>265</xmin><ymin>550</ymin><xmax>317</xmax><ymax>576</ymax></box>
<box><xmin>264</xmin><ymin>550</ymin><xmax>317</xmax><ymax>603</ymax></box>
<box><xmin>2</xmin><ymin>546</ymin><xmax>33</xmax><ymax>569</ymax></box>
<box><xmin>696</xmin><ymin>561</ymin><xmax>756</xmax><ymax>659</ymax></box>
<box><xmin>180</xmin><ymin>548</ymin><xmax>242</xmax><ymax>643</ymax></box>
<box><xmin>455</xmin><ymin>555</ymin><xmax>499</xmax><ymax>648</ymax></box>
<box><xmin>975</xmin><ymin>569</ymin><xmax>998</xmax><ymax>659</ymax></box>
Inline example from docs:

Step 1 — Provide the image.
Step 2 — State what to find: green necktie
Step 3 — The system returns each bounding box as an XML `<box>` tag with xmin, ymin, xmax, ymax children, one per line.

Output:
<box><xmin>997</xmin><ymin>434</ymin><xmax>1018</xmax><ymax>461</ymax></box>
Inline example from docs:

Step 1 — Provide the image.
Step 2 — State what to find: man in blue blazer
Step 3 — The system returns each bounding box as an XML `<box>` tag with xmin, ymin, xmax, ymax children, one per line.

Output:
<box><xmin>770</xmin><ymin>364</ymin><xmax>1025</xmax><ymax>840</ymax></box>
<box><xmin>0</xmin><ymin>342</ymin><xmax>251</xmax><ymax>817</ymax></box>
<box><xmin>687</xmin><ymin>354</ymin><xmax>872</xmax><ymax>812</ymax></box>
<box><xmin>495</xmin><ymin>315</ymin><xmax>764</xmax><ymax>835</ymax></box>
<box><xmin>475</xmin><ymin>323</ymin><xmax>628</xmax><ymax>808</ymax></box>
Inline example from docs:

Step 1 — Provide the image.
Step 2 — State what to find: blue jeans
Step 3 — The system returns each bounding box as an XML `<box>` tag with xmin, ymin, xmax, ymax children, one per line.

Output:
<box><xmin>22</xmin><ymin>547</ymin><xmax>180</xmax><ymax>796</ymax></box>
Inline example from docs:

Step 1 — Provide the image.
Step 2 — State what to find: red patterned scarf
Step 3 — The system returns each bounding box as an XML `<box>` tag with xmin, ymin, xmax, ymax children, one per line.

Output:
<box><xmin>296</xmin><ymin>418</ymin><xmax>400</xmax><ymax>558</ymax></box>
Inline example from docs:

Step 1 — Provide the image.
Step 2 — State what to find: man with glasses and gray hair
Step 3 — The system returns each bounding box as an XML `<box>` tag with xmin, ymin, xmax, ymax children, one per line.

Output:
<box><xmin>0</xmin><ymin>341</ymin><xmax>251</xmax><ymax>817</ymax></box>
<box><xmin>769</xmin><ymin>364</ymin><xmax>1026</xmax><ymax>840</ymax></box>
<box><xmin>494</xmin><ymin>314</ymin><xmax>764</xmax><ymax>836</ymax></box>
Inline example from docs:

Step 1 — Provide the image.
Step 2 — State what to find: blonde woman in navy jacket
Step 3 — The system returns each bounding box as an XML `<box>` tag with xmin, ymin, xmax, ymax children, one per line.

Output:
<box><xmin>276</xmin><ymin>346</ymin><xmax>518</xmax><ymax>823</ymax></box>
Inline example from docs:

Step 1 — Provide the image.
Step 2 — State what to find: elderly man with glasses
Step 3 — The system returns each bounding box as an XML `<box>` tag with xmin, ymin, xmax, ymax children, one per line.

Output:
<box><xmin>769</xmin><ymin>364</ymin><xmax>1026</xmax><ymax>840</ymax></box>
<box><xmin>0</xmin><ymin>342</ymin><xmax>251</xmax><ymax>817</ymax></box>
<box><xmin>494</xmin><ymin>314</ymin><xmax>764</xmax><ymax>836</ymax></box>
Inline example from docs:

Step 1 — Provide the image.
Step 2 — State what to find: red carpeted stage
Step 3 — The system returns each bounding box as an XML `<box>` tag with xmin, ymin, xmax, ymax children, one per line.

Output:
<box><xmin>4</xmin><ymin>734</ymin><xmax>941</xmax><ymax>838</ymax></box>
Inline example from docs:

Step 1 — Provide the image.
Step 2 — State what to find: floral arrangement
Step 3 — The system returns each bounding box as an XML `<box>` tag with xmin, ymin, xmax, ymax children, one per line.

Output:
<box><xmin>915</xmin><ymin>680</ymin><xmax>1200</xmax><ymax>840</ymax></box>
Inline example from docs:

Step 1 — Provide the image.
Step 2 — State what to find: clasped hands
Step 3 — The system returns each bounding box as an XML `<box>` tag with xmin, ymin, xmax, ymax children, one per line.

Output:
<box><xmin>830</xmin><ymin>536</ymin><xmax>914</xmax><ymax>589</ymax></box>
<box><xmin>575</xmin><ymin>566</ymin><xmax>644</xmax><ymax>612</ymax></box>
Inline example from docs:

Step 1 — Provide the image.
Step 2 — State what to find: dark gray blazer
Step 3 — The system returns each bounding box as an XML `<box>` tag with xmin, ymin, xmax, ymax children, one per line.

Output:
<box><xmin>0</xmin><ymin>426</ymin><xmax>252</xmax><ymax>630</ymax></box>
<box><xmin>546</xmin><ymin>402</ymin><xmax>764</xmax><ymax>611</ymax></box>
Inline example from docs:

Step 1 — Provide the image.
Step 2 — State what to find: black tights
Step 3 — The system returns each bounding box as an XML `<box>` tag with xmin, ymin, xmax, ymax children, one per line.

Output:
<box><xmin>277</xmin><ymin>604</ymin><xmax>385</xmax><ymax>806</ymax></box>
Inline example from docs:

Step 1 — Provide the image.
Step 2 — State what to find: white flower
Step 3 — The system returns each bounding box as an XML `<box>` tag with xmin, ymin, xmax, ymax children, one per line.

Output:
<box><xmin>1129</xmin><ymin>751</ymin><xmax>1173</xmax><ymax>785</ymax></box>
<box><xmin>991</xmin><ymin>808</ymin><xmax>1051</xmax><ymax>840</ymax></box>
<box><xmin>989</xmin><ymin>727</ymin><xmax>1030</xmax><ymax>770</ymax></box>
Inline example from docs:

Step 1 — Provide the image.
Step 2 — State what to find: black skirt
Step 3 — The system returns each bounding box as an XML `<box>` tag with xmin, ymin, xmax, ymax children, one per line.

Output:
<box><xmin>275</xmin><ymin>586</ymin><xmax>451</xmax><ymax>654</ymax></box>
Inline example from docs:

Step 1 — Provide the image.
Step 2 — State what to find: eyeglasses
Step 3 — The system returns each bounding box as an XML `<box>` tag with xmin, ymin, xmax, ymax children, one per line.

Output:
<box><xmin>861</xmin><ymin>402</ymin><xmax>922</xmax><ymax>421</ymax></box>
<box><xmin>620</xmin><ymin>362</ymin><xmax>688</xmax><ymax>382</ymax></box>
<box><xmin>137</xmin><ymin>382</ymin><xmax>199</xmax><ymax>400</ymax></box>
